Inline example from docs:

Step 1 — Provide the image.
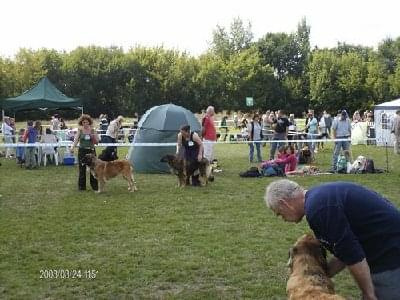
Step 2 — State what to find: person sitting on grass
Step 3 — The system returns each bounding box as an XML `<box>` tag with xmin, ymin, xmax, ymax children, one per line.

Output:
<box><xmin>260</xmin><ymin>145</ymin><xmax>297</xmax><ymax>175</ymax></box>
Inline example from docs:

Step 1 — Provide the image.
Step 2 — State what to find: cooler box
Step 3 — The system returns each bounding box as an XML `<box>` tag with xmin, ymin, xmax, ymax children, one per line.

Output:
<box><xmin>63</xmin><ymin>153</ymin><xmax>76</xmax><ymax>165</ymax></box>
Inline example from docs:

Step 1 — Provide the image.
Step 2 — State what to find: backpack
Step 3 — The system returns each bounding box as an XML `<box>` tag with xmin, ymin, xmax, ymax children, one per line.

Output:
<box><xmin>364</xmin><ymin>159</ymin><xmax>375</xmax><ymax>173</ymax></box>
<box><xmin>336</xmin><ymin>155</ymin><xmax>348</xmax><ymax>174</ymax></box>
<box><xmin>239</xmin><ymin>167</ymin><xmax>261</xmax><ymax>178</ymax></box>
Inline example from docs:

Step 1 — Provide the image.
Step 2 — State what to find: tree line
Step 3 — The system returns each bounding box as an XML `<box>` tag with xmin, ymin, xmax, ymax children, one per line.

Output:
<box><xmin>1</xmin><ymin>18</ymin><xmax>400</xmax><ymax>119</ymax></box>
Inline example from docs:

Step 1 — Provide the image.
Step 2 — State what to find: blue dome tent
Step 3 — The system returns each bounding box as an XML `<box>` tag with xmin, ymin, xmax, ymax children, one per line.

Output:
<box><xmin>128</xmin><ymin>104</ymin><xmax>201</xmax><ymax>173</ymax></box>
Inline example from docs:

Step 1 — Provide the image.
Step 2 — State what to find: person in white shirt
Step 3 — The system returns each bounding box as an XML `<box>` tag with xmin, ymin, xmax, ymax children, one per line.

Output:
<box><xmin>102</xmin><ymin>115</ymin><xmax>124</xmax><ymax>161</ymax></box>
<box><xmin>50</xmin><ymin>114</ymin><xmax>60</xmax><ymax>131</ymax></box>
<box><xmin>1</xmin><ymin>116</ymin><xmax>14</xmax><ymax>158</ymax></box>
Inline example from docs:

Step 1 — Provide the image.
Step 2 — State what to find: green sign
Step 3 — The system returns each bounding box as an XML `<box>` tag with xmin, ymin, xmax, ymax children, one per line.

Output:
<box><xmin>246</xmin><ymin>97</ymin><xmax>254</xmax><ymax>106</ymax></box>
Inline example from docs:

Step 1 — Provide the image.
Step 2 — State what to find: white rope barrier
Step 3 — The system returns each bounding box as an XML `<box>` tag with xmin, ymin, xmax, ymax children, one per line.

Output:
<box><xmin>0</xmin><ymin>137</ymin><xmax>376</xmax><ymax>148</ymax></box>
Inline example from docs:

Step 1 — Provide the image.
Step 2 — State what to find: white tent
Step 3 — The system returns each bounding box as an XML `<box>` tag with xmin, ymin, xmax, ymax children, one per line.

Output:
<box><xmin>374</xmin><ymin>98</ymin><xmax>400</xmax><ymax>146</ymax></box>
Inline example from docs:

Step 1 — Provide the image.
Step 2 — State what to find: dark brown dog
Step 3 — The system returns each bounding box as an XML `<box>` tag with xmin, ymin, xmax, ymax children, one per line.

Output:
<box><xmin>299</xmin><ymin>146</ymin><xmax>313</xmax><ymax>164</ymax></box>
<box><xmin>160</xmin><ymin>154</ymin><xmax>213</xmax><ymax>187</ymax></box>
<box><xmin>83</xmin><ymin>153</ymin><xmax>138</xmax><ymax>193</ymax></box>
<box><xmin>287</xmin><ymin>234</ymin><xmax>344</xmax><ymax>300</ymax></box>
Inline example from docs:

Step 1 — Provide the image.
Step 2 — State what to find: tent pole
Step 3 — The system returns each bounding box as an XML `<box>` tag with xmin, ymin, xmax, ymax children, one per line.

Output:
<box><xmin>1</xmin><ymin>110</ymin><xmax>4</xmax><ymax>121</ymax></box>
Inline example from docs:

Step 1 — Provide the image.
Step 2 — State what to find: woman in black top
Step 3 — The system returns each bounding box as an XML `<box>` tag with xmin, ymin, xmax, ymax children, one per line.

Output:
<box><xmin>176</xmin><ymin>125</ymin><xmax>204</xmax><ymax>186</ymax></box>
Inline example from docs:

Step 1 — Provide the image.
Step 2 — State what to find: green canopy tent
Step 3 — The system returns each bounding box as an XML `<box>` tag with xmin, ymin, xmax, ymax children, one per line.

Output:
<box><xmin>128</xmin><ymin>103</ymin><xmax>201</xmax><ymax>173</ymax></box>
<box><xmin>1</xmin><ymin>77</ymin><xmax>82</xmax><ymax>118</ymax></box>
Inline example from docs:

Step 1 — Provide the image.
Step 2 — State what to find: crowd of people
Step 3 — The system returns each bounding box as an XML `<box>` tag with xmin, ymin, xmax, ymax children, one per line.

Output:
<box><xmin>214</xmin><ymin>108</ymin><xmax>383</xmax><ymax>176</ymax></box>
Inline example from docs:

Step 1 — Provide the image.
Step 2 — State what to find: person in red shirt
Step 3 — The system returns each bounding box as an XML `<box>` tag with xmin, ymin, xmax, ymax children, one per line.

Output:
<box><xmin>201</xmin><ymin>106</ymin><xmax>217</xmax><ymax>162</ymax></box>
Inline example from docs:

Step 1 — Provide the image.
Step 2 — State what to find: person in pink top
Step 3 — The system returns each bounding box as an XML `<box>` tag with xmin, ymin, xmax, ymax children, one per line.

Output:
<box><xmin>260</xmin><ymin>145</ymin><xmax>297</xmax><ymax>174</ymax></box>
<box><xmin>201</xmin><ymin>106</ymin><xmax>217</xmax><ymax>162</ymax></box>
<box><xmin>275</xmin><ymin>145</ymin><xmax>297</xmax><ymax>173</ymax></box>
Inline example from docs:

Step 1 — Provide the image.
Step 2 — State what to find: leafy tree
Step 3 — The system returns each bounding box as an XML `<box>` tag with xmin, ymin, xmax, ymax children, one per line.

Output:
<box><xmin>210</xmin><ymin>17</ymin><xmax>253</xmax><ymax>60</ymax></box>
<box><xmin>309</xmin><ymin>49</ymin><xmax>342</xmax><ymax>112</ymax></box>
<box><xmin>377</xmin><ymin>37</ymin><xmax>400</xmax><ymax>73</ymax></box>
<box><xmin>365</xmin><ymin>55</ymin><xmax>391</xmax><ymax>103</ymax></box>
<box><xmin>389</xmin><ymin>58</ymin><xmax>400</xmax><ymax>97</ymax></box>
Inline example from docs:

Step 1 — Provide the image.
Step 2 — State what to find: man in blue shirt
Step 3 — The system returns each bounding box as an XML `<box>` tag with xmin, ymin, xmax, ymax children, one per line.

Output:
<box><xmin>265</xmin><ymin>179</ymin><xmax>400</xmax><ymax>300</ymax></box>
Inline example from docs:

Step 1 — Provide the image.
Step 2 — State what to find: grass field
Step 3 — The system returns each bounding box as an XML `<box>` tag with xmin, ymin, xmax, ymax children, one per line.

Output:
<box><xmin>0</xmin><ymin>142</ymin><xmax>399</xmax><ymax>299</ymax></box>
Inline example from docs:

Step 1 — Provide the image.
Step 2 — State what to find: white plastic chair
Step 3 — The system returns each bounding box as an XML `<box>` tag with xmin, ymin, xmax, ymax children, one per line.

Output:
<box><xmin>41</xmin><ymin>133</ymin><xmax>59</xmax><ymax>166</ymax></box>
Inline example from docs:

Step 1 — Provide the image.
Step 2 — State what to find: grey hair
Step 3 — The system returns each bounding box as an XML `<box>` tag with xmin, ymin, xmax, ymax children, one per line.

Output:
<box><xmin>206</xmin><ymin>106</ymin><xmax>215</xmax><ymax>114</ymax></box>
<box><xmin>264</xmin><ymin>179</ymin><xmax>302</xmax><ymax>210</ymax></box>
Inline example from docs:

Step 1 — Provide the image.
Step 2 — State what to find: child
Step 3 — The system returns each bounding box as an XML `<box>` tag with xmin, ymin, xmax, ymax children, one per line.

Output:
<box><xmin>23</xmin><ymin>121</ymin><xmax>38</xmax><ymax>169</ymax></box>
<box><xmin>16</xmin><ymin>128</ymin><xmax>25</xmax><ymax>165</ymax></box>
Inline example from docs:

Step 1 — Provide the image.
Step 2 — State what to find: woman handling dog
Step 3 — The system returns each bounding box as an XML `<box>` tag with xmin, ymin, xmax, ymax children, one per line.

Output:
<box><xmin>265</xmin><ymin>179</ymin><xmax>400</xmax><ymax>300</ymax></box>
<box><xmin>71</xmin><ymin>114</ymin><xmax>99</xmax><ymax>191</ymax></box>
<box><xmin>176</xmin><ymin>124</ymin><xmax>204</xmax><ymax>186</ymax></box>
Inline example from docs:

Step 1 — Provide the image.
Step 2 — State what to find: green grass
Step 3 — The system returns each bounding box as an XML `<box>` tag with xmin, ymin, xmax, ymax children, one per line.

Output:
<box><xmin>0</xmin><ymin>142</ymin><xmax>399</xmax><ymax>299</ymax></box>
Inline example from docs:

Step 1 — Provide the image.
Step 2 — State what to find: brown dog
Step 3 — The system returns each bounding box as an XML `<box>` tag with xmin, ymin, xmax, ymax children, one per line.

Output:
<box><xmin>83</xmin><ymin>153</ymin><xmax>138</xmax><ymax>193</ymax></box>
<box><xmin>287</xmin><ymin>234</ymin><xmax>345</xmax><ymax>300</ymax></box>
<box><xmin>160</xmin><ymin>154</ymin><xmax>213</xmax><ymax>187</ymax></box>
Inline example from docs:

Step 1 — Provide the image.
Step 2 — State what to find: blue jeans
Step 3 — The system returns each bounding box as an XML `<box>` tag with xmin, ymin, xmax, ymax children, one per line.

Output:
<box><xmin>372</xmin><ymin>267</ymin><xmax>400</xmax><ymax>299</ymax></box>
<box><xmin>332</xmin><ymin>140</ymin><xmax>350</xmax><ymax>170</ymax></box>
<box><xmin>249</xmin><ymin>141</ymin><xmax>262</xmax><ymax>162</ymax></box>
<box><xmin>307</xmin><ymin>132</ymin><xmax>317</xmax><ymax>154</ymax></box>
<box><xmin>270</xmin><ymin>133</ymin><xmax>286</xmax><ymax>160</ymax></box>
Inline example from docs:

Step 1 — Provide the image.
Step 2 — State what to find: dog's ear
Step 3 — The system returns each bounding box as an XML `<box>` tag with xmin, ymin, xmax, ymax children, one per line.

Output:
<box><xmin>307</xmin><ymin>241</ymin><xmax>328</xmax><ymax>272</ymax></box>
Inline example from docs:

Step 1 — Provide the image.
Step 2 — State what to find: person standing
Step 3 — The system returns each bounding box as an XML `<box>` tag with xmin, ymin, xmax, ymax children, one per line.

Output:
<box><xmin>287</xmin><ymin>114</ymin><xmax>297</xmax><ymax>147</ymax></box>
<box><xmin>331</xmin><ymin>110</ymin><xmax>352</xmax><ymax>172</ymax></box>
<box><xmin>201</xmin><ymin>106</ymin><xmax>217</xmax><ymax>162</ymax></box>
<box><xmin>247</xmin><ymin>114</ymin><xmax>263</xmax><ymax>163</ymax></box>
<box><xmin>265</xmin><ymin>179</ymin><xmax>400</xmax><ymax>300</ymax></box>
<box><xmin>50</xmin><ymin>114</ymin><xmax>60</xmax><ymax>131</ymax></box>
<box><xmin>176</xmin><ymin>125</ymin><xmax>204</xmax><ymax>186</ymax></box>
<box><xmin>23</xmin><ymin>121</ymin><xmax>38</xmax><ymax>169</ymax></box>
<box><xmin>392</xmin><ymin>110</ymin><xmax>400</xmax><ymax>154</ymax></box>
<box><xmin>1</xmin><ymin>116</ymin><xmax>14</xmax><ymax>159</ymax></box>
<box><xmin>305</xmin><ymin>111</ymin><xmax>318</xmax><ymax>154</ymax></box>
<box><xmin>318</xmin><ymin>113</ymin><xmax>328</xmax><ymax>150</ymax></box>
<box><xmin>102</xmin><ymin>115</ymin><xmax>123</xmax><ymax>161</ymax></box>
<box><xmin>220</xmin><ymin>115</ymin><xmax>229</xmax><ymax>142</ymax></box>
<box><xmin>323</xmin><ymin>110</ymin><xmax>333</xmax><ymax>136</ymax></box>
<box><xmin>71</xmin><ymin>114</ymin><xmax>99</xmax><ymax>191</ymax></box>
<box><xmin>269</xmin><ymin>110</ymin><xmax>289</xmax><ymax>160</ymax></box>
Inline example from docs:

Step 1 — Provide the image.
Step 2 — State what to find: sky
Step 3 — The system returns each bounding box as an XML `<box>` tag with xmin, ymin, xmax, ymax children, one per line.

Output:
<box><xmin>1</xmin><ymin>0</ymin><xmax>400</xmax><ymax>58</ymax></box>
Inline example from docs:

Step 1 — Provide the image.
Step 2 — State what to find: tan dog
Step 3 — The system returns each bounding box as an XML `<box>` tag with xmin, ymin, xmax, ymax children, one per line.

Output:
<box><xmin>160</xmin><ymin>154</ymin><xmax>214</xmax><ymax>187</ymax></box>
<box><xmin>83</xmin><ymin>154</ymin><xmax>138</xmax><ymax>193</ymax></box>
<box><xmin>287</xmin><ymin>234</ymin><xmax>345</xmax><ymax>300</ymax></box>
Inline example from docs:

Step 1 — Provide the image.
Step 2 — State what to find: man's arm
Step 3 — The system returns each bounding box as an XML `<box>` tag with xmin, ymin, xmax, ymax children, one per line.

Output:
<box><xmin>193</xmin><ymin>133</ymin><xmax>204</xmax><ymax>161</ymax></box>
<box><xmin>176</xmin><ymin>133</ymin><xmax>182</xmax><ymax>154</ymax></box>
<box><xmin>71</xmin><ymin>129</ymin><xmax>80</xmax><ymax>150</ymax></box>
<box><xmin>347</xmin><ymin>259</ymin><xmax>377</xmax><ymax>300</ymax></box>
<box><xmin>327</xmin><ymin>256</ymin><xmax>346</xmax><ymax>277</ymax></box>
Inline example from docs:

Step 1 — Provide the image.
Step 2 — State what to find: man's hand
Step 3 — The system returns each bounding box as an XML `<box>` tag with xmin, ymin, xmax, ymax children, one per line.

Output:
<box><xmin>197</xmin><ymin>154</ymin><xmax>202</xmax><ymax>162</ymax></box>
